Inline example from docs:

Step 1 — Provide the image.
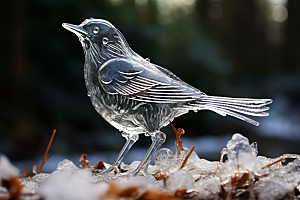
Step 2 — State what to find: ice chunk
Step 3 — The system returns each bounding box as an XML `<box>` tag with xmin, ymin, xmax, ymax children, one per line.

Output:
<box><xmin>155</xmin><ymin>147</ymin><xmax>219</xmax><ymax>180</ymax></box>
<box><xmin>218</xmin><ymin>134</ymin><xmax>259</xmax><ymax>184</ymax></box>
<box><xmin>38</xmin><ymin>170</ymin><xmax>108</xmax><ymax>200</ymax></box>
<box><xmin>22</xmin><ymin>181</ymin><xmax>39</xmax><ymax>194</ymax></box>
<box><xmin>155</xmin><ymin>148</ymin><xmax>179</xmax><ymax>174</ymax></box>
<box><xmin>30</xmin><ymin>173</ymin><xmax>50</xmax><ymax>185</ymax></box>
<box><xmin>52</xmin><ymin>159</ymin><xmax>79</xmax><ymax>174</ymax></box>
<box><xmin>128</xmin><ymin>161</ymin><xmax>141</xmax><ymax>172</ymax></box>
<box><xmin>21</xmin><ymin>173</ymin><xmax>50</xmax><ymax>193</ymax></box>
<box><xmin>250</xmin><ymin>142</ymin><xmax>258</xmax><ymax>156</ymax></box>
<box><xmin>166</xmin><ymin>169</ymin><xmax>194</xmax><ymax>193</ymax></box>
<box><xmin>226</xmin><ymin>133</ymin><xmax>256</xmax><ymax>163</ymax></box>
<box><xmin>57</xmin><ymin>159</ymin><xmax>79</xmax><ymax>170</ymax></box>
<box><xmin>0</xmin><ymin>155</ymin><xmax>19</xmax><ymax>181</ymax></box>
<box><xmin>225</xmin><ymin>133</ymin><xmax>258</xmax><ymax>170</ymax></box>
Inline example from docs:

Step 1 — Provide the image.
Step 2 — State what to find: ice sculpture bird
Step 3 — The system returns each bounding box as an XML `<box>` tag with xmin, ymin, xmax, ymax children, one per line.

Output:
<box><xmin>62</xmin><ymin>18</ymin><xmax>272</xmax><ymax>176</ymax></box>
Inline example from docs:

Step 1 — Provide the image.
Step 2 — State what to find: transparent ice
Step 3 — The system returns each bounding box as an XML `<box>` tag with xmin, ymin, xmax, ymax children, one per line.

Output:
<box><xmin>218</xmin><ymin>133</ymin><xmax>266</xmax><ymax>185</ymax></box>
<box><xmin>154</xmin><ymin>147</ymin><xmax>219</xmax><ymax>180</ymax></box>
<box><xmin>54</xmin><ymin>159</ymin><xmax>79</xmax><ymax>172</ymax></box>
<box><xmin>62</xmin><ymin>18</ymin><xmax>272</xmax><ymax>176</ymax></box>
<box><xmin>154</xmin><ymin>148</ymin><xmax>184</xmax><ymax>175</ymax></box>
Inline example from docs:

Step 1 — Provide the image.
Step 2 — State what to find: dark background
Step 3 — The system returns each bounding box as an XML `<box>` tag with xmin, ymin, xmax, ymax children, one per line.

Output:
<box><xmin>1</xmin><ymin>0</ymin><xmax>300</xmax><ymax>170</ymax></box>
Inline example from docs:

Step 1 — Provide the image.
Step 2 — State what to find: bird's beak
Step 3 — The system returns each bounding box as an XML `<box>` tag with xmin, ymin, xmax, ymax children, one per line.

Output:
<box><xmin>62</xmin><ymin>23</ymin><xmax>88</xmax><ymax>37</ymax></box>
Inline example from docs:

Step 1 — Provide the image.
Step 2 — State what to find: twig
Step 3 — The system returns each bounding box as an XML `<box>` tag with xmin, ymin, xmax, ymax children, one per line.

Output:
<box><xmin>214</xmin><ymin>148</ymin><xmax>227</xmax><ymax>176</ymax></box>
<box><xmin>37</xmin><ymin>129</ymin><xmax>56</xmax><ymax>174</ymax></box>
<box><xmin>261</xmin><ymin>158</ymin><xmax>285</xmax><ymax>170</ymax></box>
<box><xmin>261</xmin><ymin>154</ymin><xmax>300</xmax><ymax>170</ymax></box>
<box><xmin>18</xmin><ymin>170</ymin><xmax>29</xmax><ymax>178</ymax></box>
<box><xmin>188</xmin><ymin>168</ymin><xmax>195</xmax><ymax>172</ymax></box>
<box><xmin>180</xmin><ymin>146</ymin><xmax>195</xmax><ymax>169</ymax></box>
<box><xmin>170</xmin><ymin>121</ymin><xmax>185</xmax><ymax>157</ymax></box>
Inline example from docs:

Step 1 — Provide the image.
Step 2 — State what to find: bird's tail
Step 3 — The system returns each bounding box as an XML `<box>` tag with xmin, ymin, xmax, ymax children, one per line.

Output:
<box><xmin>194</xmin><ymin>95</ymin><xmax>272</xmax><ymax>126</ymax></box>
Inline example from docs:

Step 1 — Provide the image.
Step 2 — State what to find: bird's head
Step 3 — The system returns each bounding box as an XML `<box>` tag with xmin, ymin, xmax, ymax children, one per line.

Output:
<box><xmin>62</xmin><ymin>18</ymin><xmax>130</xmax><ymax>64</ymax></box>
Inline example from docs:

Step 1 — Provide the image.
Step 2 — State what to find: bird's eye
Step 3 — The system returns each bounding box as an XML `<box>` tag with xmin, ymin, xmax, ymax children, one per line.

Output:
<box><xmin>93</xmin><ymin>27</ymin><xmax>99</xmax><ymax>34</ymax></box>
<box><xmin>102</xmin><ymin>37</ymin><xmax>109</xmax><ymax>45</ymax></box>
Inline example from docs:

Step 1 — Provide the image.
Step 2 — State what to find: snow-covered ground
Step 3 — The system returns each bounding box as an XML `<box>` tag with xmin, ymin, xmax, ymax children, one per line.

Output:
<box><xmin>1</xmin><ymin>133</ymin><xmax>300</xmax><ymax>200</ymax></box>
<box><xmin>12</xmin><ymin>134</ymin><xmax>232</xmax><ymax>174</ymax></box>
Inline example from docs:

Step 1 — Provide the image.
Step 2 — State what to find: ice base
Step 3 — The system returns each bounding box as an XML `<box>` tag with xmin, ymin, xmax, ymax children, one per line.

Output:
<box><xmin>1</xmin><ymin>133</ymin><xmax>300</xmax><ymax>200</ymax></box>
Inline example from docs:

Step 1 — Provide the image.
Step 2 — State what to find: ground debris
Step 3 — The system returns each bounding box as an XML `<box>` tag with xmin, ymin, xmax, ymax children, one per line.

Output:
<box><xmin>94</xmin><ymin>161</ymin><xmax>106</xmax><ymax>170</ymax></box>
<box><xmin>1</xmin><ymin>177</ymin><xmax>23</xmax><ymax>200</ymax></box>
<box><xmin>79</xmin><ymin>153</ymin><xmax>89</xmax><ymax>168</ymax></box>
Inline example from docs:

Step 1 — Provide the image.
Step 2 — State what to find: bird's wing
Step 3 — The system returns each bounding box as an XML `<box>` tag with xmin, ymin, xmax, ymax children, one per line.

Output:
<box><xmin>99</xmin><ymin>58</ymin><xmax>202</xmax><ymax>103</ymax></box>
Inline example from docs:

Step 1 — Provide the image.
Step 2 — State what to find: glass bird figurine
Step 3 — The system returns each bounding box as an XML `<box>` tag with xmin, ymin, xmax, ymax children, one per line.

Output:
<box><xmin>62</xmin><ymin>18</ymin><xmax>272</xmax><ymax>176</ymax></box>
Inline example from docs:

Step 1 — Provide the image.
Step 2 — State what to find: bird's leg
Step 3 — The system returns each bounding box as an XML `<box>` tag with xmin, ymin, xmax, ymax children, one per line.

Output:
<box><xmin>131</xmin><ymin>131</ymin><xmax>166</xmax><ymax>176</ymax></box>
<box><xmin>99</xmin><ymin>133</ymin><xmax>139</xmax><ymax>175</ymax></box>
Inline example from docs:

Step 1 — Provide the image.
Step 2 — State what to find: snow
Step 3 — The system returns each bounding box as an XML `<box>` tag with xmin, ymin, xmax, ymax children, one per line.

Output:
<box><xmin>166</xmin><ymin>169</ymin><xmax>195</xmax><ymax>193</ymax></box>
<box><xmin>254</xmin><ymin>177</ymin><xmax>294</xmax><ymax>200</ymax></box>
<box><xmin>38</xmin><ymin>170</ymin><xmax>108</xmax><ymax>200</ymax></box>
<box><xmin>0</xmin><ymin>154</ymin><xmax>19</xmax><ymax>181</ymax></box>
<box><xmin>194</xmin><ymin>177</ymin><xmax>221</xmax><ymax>199</ymax></box>
<box><xmin>2</xmin><ymin>133</ymin><xmax>300</xmax><ymax>200</ymax></box>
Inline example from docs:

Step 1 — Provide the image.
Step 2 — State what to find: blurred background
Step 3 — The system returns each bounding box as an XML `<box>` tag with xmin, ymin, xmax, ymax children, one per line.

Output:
<box><xmin>1</xmin><ymin>0</ymin><xmax>300</xmax><ymax>172</ymax></box>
